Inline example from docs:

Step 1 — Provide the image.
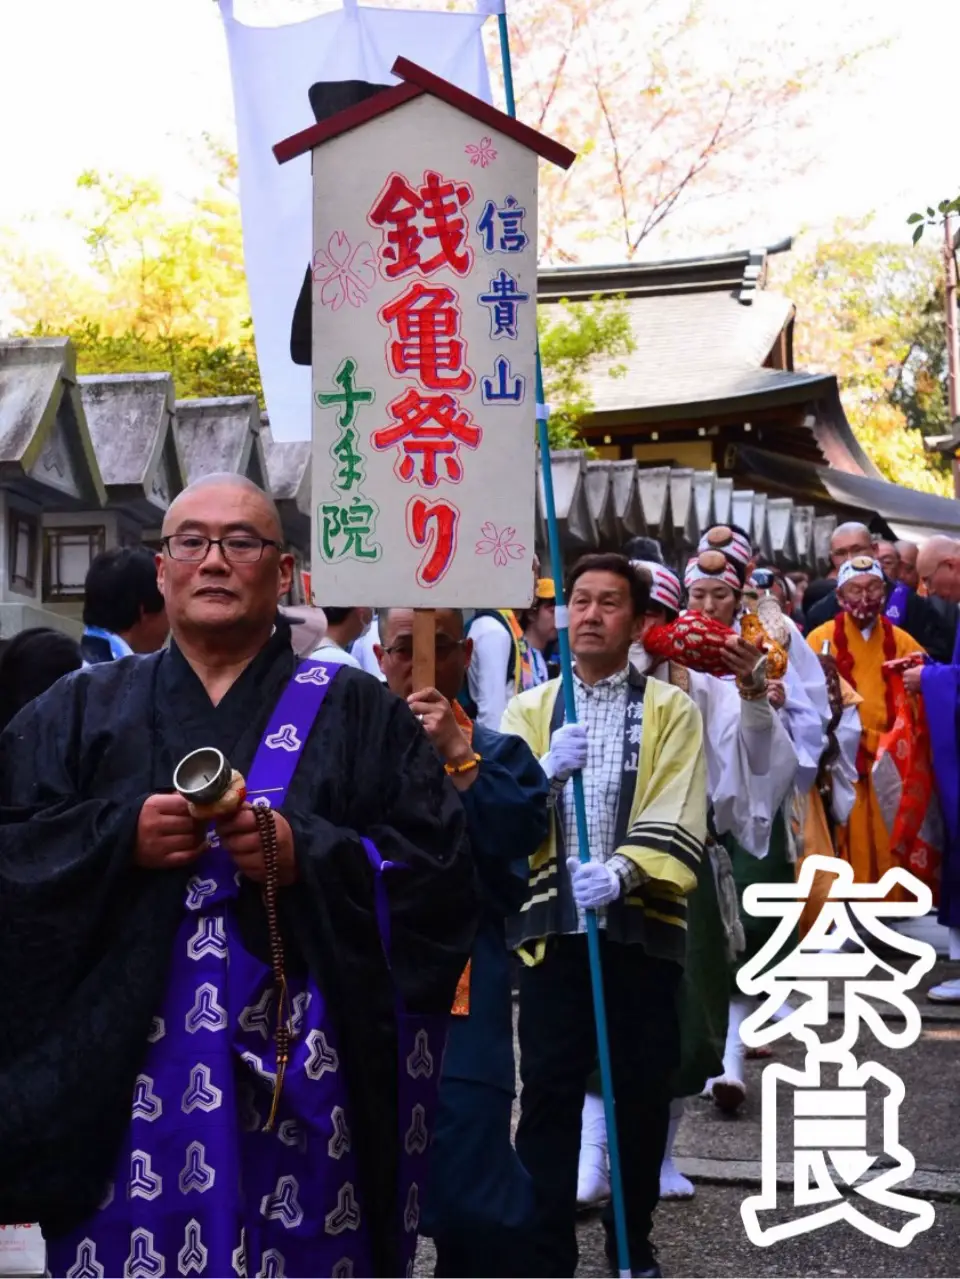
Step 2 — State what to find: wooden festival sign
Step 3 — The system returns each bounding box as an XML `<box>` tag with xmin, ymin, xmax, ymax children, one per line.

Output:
<box><xmin>275</xmin><ymin>58</ymin><xmax>575</xmax><ymax>611</ymax></box>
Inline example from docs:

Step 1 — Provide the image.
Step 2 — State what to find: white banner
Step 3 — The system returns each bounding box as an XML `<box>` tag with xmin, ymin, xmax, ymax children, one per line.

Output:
<box><xmin>219</xmin><ymin>0</ymin><xmax>492</xmax><ymax>443</ymax></box>
<box><xmin>305</xmin><ymin>85</ymin><xmax>539</xmax><ymax>607</ymax></box>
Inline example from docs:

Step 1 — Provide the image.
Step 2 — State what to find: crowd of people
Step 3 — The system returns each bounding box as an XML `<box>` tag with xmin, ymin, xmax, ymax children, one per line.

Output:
<box><xmin>0</xmin><ymin>478</ymin><xmax>957</xmax><ymax>1279</ymax></box>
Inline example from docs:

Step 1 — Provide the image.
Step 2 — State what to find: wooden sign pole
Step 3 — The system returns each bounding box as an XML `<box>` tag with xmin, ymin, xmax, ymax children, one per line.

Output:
<box><xmin>412</xmin><ymin>608</ymin><xmax>436</xmax><ymax>691</ymax></box>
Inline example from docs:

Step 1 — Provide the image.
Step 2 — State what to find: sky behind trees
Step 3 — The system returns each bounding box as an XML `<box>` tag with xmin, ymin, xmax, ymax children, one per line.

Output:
<box><xmin>1</xmin><ymin>0</ymin><xmax>957</xmax><ymax>267</ymax></box>
<box><xmin>2</xmin><ymin>0</ymin><xmax>956</xmax><ymax>491</ymax></box>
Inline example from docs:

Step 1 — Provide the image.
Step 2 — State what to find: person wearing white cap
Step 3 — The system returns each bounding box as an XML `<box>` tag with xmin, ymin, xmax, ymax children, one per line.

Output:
<box><xmin>575</xmin><ymin>557</ymin><xmax>798</xmax><ymax>1207</ymax></box>
<box><xmin>699</xmin><ymin>526</ymin><xmax>833</xmax><ymax>756</ymax></box>
<box><xmin>279</xmin><ymin>604</ymin><xmax>328</xmax><ymax>657</ymax></box>
<box><xmin>807</xmin><ymin>556</ymin><xmax>924</xmax><ymax>891</ymax></box>
<box><xmin>646</xmin><ymin>556</ymin><xmax>798</xmax><ymax>861</ymax></box>
<box><xmin>702</xmin><ymin>546</ymin><xmax>860</xmax><ymax>968</ymax></box>
<box><xmin>699</xmin><ymin>529</ymin><xmax>834</xmax><ymax>892</ymax></box>
<box><xmin>680</xmin><ymin>543</ymin><xmax>831</xmax><ymax>1117</ymax></box>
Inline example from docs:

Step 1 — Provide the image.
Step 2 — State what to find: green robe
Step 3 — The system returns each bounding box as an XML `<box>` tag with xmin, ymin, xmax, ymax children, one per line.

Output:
<box><xmin>672</xmin><ymin>845</ymin><xmax>729</xmax><ymax>1096</ymax></box>
<box><xmin>727</xmin><ymin>810</ymin><xmax>795</xmax><ymax>969</ymax></box>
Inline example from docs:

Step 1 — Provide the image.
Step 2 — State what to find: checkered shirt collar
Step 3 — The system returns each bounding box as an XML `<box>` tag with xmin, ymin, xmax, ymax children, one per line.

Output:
<box><xmin>573</xmin><ymin>663</ymin><xmax>630</xmax><ymax>693</ymax></box>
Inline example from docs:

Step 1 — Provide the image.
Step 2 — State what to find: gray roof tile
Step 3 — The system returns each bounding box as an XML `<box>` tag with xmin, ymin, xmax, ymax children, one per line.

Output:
<box><xmin>79</xmin><ymin>373</ymin><xmax>175</xmax><ymax>488</ymax></box>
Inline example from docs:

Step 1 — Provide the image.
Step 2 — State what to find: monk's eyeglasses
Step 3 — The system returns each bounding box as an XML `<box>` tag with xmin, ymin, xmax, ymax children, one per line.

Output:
<box><xmin>163</xmin><ymin>534</ymin><xmax>283</xmax><ymax>563</ymax></box>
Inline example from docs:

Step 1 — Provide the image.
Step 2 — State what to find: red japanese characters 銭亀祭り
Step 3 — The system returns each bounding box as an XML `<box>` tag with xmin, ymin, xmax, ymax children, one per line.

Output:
<box><xmin>275</xmin><ymin>58</ymin><xmax>575</xmax><ymax>608</ymax></box>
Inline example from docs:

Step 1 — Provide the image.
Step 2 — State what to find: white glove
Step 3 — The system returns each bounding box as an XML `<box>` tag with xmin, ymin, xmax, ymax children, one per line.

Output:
<box><xmin>540</xmin><ymin>722</ymin><xmax>589</xmax><ymax>782</ymax></box>
<box><xmin>567</xmin><ymin>857</ymin><xmax>622</xmax><ymax>909</ymax></box>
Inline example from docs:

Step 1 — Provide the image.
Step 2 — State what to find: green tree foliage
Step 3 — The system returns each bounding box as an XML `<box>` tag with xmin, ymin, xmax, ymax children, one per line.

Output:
<box><xmin>907</xmin><ymin>197</ymin><xmax>960</xmax><ymax>245</ymax></box>
<box><xmin>3</xmin><ymin>145</ymin><xmax>263</xmax><ymax>400</ymax></box>
<box><xmin>775</xmin><ymin>223</ymin><xmax>951</xmax><ymax>495</ymax></box>
<box><xmin>3</xmin><ymin>156</ymin><xmax>633</xmax><ymax>444</ymax></box>
<box><xmin>538</xmin><ymin>295</ymin><xmax>634</xmax><ymax>450</ymax></box>
<box><xmin>19</xmin><ymin>320</ymin><xmax>265</xmax><ymax>401</ymax></box>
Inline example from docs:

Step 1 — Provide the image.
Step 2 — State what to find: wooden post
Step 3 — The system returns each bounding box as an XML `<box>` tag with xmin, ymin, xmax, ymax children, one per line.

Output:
<box><xmin>412</xmin><ymin>608</ymin><xmax>436</xmax><ymax>691</ymax></box>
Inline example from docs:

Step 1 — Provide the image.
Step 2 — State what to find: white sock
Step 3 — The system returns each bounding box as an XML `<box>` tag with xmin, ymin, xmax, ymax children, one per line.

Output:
<box><xmin>582</xmin><ymin>1090</ymin><xmax>607</xmax><ymax>1143</ymax></box>
<box><xmin>577</xmin><ymin>1091</ymin><xmax>610</xmax><ymax>1205</ymax></box>
<box><xmin>765</xmin><ymin>994</ymin><xmax>791</xmax><ymax>1022</ymax></box>
<box><xmin>660</xmin><ymin>1097</ymin><xmax>694</xmax><ymax>1198</ymax></box>
<box><xmin>949</xmin><ymin>926</ymin><xmax>960</xmax><ymax>962</ymax></box>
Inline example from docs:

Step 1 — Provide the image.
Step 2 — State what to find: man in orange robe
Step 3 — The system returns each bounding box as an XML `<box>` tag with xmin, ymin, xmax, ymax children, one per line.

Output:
<box><xmin>807</xmin><ymin>555</ymin><xmax>924</xmax><ymax>885</ymax></box>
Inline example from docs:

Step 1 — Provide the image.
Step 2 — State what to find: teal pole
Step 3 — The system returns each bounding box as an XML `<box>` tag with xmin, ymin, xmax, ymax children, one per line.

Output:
<box><xmin>496</xmin><ymin>9</ymin><xmax>632</xmax><ymax>1276</ymax></box>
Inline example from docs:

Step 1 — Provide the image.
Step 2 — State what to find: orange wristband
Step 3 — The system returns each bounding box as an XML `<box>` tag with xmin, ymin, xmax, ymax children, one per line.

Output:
<box><xmin>444</xmin><ymin>753</ymin><xmax>481</xmax><ymax>776</ymax></box>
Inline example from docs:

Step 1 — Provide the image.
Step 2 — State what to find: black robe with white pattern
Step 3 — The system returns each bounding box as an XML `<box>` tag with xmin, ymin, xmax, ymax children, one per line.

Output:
<box><xmin>0</xmin><ymin>625</ymin><xmax>477</xmax><ymax>1274</ymax></box>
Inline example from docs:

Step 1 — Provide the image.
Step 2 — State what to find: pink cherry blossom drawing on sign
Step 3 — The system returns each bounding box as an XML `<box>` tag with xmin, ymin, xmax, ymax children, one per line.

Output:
<box><xmin>312</xmin><ymin>232</ymin><xmax>377</xmax><ymax>310</ymax></box>
<box><xmin>464</xmin><ymin>136</ymin><xmax>498</xmax><ymax>168</ymax></box>
<box><xmin>475</xmin><ymin>522</ymin><xmax>525</xmax><ymax>567</ymax></box>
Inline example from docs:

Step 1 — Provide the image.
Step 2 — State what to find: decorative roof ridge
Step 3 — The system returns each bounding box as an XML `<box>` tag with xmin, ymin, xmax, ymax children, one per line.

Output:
<box><xmin>78</xmin><ymin>371</ymin><xmax>173</xmax><ymax>386</ymax></box>
<box><xmin>274</xmin><ymin>55</ymin><xmax>575</xmax><ymax>170</ymax></box>
<box><xmin>538</xmin><ymin>239</ymin><xmax>793</xmax><ymax>300</ymax></box>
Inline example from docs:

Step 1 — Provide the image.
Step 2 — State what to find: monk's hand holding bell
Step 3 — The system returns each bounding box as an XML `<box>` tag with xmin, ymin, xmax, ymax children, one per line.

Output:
<box><xmin>134</xmin><ymin>793</ymin><xmax>207</xmax><ymax>870</ymax></box>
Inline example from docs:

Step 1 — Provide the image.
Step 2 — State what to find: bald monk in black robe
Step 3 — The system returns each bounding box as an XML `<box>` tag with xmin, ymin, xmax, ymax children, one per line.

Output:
<box><xmin>0</xmin><ymin>475</ymin><xmax>477</xmax><ymax>1278</ymax></box>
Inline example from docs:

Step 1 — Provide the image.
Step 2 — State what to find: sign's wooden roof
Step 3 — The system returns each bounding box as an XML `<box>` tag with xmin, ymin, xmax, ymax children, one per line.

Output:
<box><xmin>274</xmin><ymin>56</ymin><xmax>576</xmax><ymax>170</ymax></box>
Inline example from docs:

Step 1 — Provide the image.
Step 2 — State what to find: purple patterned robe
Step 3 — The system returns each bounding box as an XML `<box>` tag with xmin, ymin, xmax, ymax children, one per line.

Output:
<box><xmin>0</xmin><ymin>638</ymin><xmax>473</xmax><ymax>1279</ymax></box>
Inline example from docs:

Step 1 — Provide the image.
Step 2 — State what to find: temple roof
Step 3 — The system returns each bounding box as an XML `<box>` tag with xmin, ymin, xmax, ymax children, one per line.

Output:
<box><xmin>173</xmin><ymin>396</ymin><xmax>268</xmax><ymax>491</ymax></box>
<box><xmin>732</xmin><ymin>444</ymin><xmax>960</xmax><ymax>543</ymax></box>
<box><xmin>0</xmin><ymin>338</ymin><xmax>105</xmax><ymax>509</ymax></box>
<box><xmin>539</xmin><ymin>246</ymin><xmax>877</xmax><ymax>477</ymax></box>
<box><xmin>79</xmin><ymin>373</ymin><xmax>186</xmax><ymax>520</ymax></box>
<box><xmin>261</xmin><ymin>424</ymin><xmax>311</xmax><ymax>549</ymax></box>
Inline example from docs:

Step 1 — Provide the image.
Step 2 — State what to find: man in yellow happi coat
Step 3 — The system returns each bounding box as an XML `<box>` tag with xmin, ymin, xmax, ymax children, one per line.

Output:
<box><xmin>502</xmin><ymin>553</ymin><xmax>706</xmax><ymax>1278</ymax></box>
<box><xmin>808</xmin><ymin>555</ymin><xmax>923</xmax><ymax>884</ymax></box>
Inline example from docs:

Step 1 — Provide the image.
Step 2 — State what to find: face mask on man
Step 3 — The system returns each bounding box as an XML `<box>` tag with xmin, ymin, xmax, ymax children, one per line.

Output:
<box><xmin>840</xmin><ymin>596</ymin><xmax>883</xmax><ymax>627</ymax></box>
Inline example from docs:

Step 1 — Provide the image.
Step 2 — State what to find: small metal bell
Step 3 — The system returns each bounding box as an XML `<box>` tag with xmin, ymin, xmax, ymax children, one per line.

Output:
<box><xmin>173</xmin><ymin>747</ymin><xmax>233</xmax><ymax>807</ymax></box>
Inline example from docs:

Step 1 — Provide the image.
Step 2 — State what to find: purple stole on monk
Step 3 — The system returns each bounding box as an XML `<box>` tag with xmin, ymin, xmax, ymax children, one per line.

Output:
<box><xmin>884</xmin><ymin>581</ymin><xmax>910</xmax><ymax>626</ymax></box>
<box><xmin>48</xmin><ymin>659</ymin><xmax>446</xmax><ymax>1279</ymax></box>
<box><xmin>921</xmin><ymin>621</ymin><xmax>960</xmax><ymax>928</ymax></box>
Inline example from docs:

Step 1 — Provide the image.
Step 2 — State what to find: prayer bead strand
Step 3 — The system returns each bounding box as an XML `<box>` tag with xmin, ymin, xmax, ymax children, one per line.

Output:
<box><xmin>253</xmin><ymin>805</ymin><xmax>290</xmax><ymax>1132</ymax></box>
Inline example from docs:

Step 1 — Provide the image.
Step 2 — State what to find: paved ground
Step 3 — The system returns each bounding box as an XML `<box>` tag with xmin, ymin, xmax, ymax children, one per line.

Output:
<box><xmin>575</xmin><ymin>1192</ymin><xmax>960</xmax><ymax>1278</ymax></box>
<box><xmin>417</xmin><ymin>957</ymin><xmax>960</xmax><ymax>1278</ymax></box>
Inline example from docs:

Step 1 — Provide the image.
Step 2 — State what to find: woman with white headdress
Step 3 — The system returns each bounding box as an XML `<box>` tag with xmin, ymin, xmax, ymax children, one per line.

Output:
<box><xmin>696</xmin><ymin>526</ymin><xmax>830</xmax><ymax>799</ymax></box>
<box><xmin>678</xmin><ymin>540</ymin><xmax>822</xmax><ymax>1116</ymax></box>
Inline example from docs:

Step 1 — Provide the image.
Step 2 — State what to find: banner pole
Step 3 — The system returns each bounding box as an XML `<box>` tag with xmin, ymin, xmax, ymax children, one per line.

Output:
<box><xmin>495</xmin><ymin>8</ymin><xmax>632</xmax><ymax>1276</ymax></box>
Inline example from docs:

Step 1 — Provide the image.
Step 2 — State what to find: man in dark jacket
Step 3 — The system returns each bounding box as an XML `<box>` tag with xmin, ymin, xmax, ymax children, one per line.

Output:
<box><xmin>378</xmin><ymin>606</ymin><xmax>548</xmax><ymax>1277</ymax></box>
<box><xmin>803</xmin><ymin>522</ymin><xmax>955</xmax><ymax>662</ymax></box>
<box><xmin>81</xmin><ymin>547</ymin><xmax>169</xmax><ymax>662</ymax></box>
